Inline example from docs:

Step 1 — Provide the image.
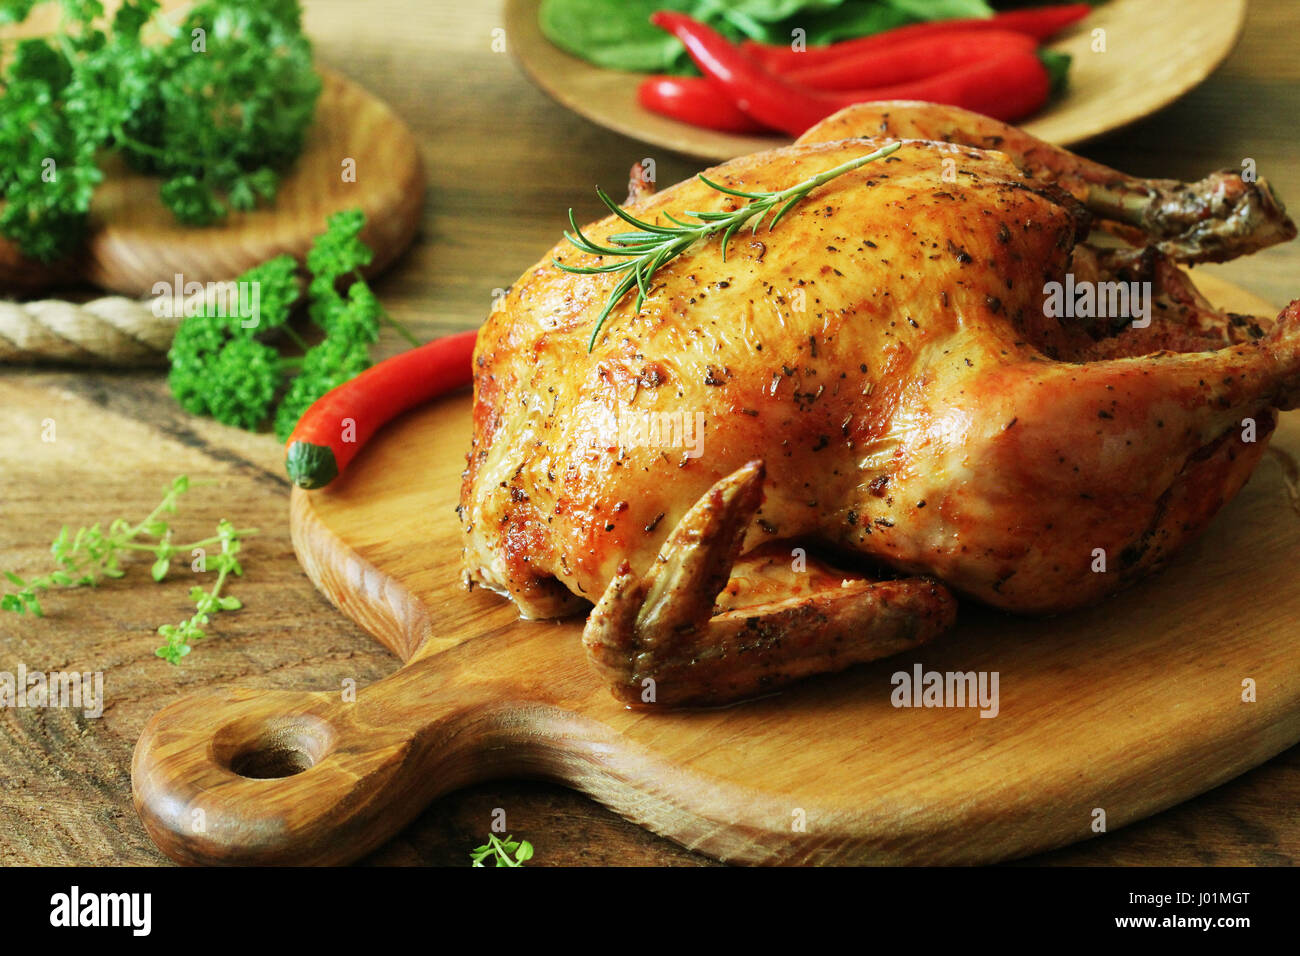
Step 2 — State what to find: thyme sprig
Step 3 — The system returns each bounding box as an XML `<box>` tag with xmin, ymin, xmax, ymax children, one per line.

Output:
<box><xmin>0</xmin><ymin>475</ymin><xmax>257</xmax><ymax>663</ymax></box>
<box><xmin>155</xmin><ymin>518</ymin><xmax>248</xmax><ymax>664</ymax></box>
<box><xmin>554</xmin><ymin>141</ymin><xmax>901</xmax><ymax>350</ymax></box>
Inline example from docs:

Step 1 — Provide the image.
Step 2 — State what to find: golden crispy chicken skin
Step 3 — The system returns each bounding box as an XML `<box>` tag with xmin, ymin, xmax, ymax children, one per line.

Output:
<box><xmin>459</xmin><ymin>104</ymin><xmax>1298</xmax><ymax>705</ymax></box>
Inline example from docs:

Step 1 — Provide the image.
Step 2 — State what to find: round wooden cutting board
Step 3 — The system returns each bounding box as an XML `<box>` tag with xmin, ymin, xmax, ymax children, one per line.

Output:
<box><xmin>506</xmin><ymin>0</ymin><xmax>1248</xmax><ymax>161</ymax></box>
<box><xmin>132</xmin><ymin>276</ymin><xmax>1300</xmax><ymax>866</ymax></box>
<box><xmin>0</xmin><ymin>70</ymin><xmax>423</xmax><ymax>297</ymax></box>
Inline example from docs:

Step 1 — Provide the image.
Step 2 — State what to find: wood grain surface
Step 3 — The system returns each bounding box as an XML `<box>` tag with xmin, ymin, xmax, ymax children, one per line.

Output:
<box><xmin>2</xmin><ymin>0</ymin><xmax>1299</xmax><ymax>867</ymax></box>
<box><xmin>130</xmin><ymin>273</ymin><xmax>1300</xmax><ymax>865</ymax></box>
<box><xmin>506</xmin><ymin>0</ymin><xmax>1248</xmax><ymax>161</ymax></box>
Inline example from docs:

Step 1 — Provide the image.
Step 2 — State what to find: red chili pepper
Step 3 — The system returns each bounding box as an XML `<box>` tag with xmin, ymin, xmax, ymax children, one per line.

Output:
<box><xmin>650</xmin><ymin>12</ymin><xmax>855</xmax><ymax>136</ymax></box>
<box><xmin>285</xmin><ymin>329</ymin><xmax>477</xmax><ymax>489</ymax></box>
<box><xmin>869</xmin><ymin>49</ymin><xmax>1051</xmax><ymax>125</ymax></box>
<box><xmin>742</xmin><ymin>3</ymin><xmax>1091</xmax><ymax>72</ymax></box>
<box><xmin>652</xmin><ymin>13</ymin><xmax>1050</xmax><ymax>136</ymax></box>
<box><xmin>787</xmin><ymin>29</ymin><xmax>1037</xmax><ymax>91</ymax></box>
<box><xmin>637</xmin><ymin>75</ymin><xmax>766</xmax><ymax>133</ymax></box>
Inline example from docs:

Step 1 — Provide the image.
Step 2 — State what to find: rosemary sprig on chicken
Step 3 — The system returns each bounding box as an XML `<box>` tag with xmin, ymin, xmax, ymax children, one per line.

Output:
<box><xmin>554</xmin><ymin>141</ymin><xmax>901</xmax><ymax>350</ymax></box>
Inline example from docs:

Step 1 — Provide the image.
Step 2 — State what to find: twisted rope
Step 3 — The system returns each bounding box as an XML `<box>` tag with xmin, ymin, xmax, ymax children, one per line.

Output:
<box><xmin>0</xmin><ymin>295</ymin><xmax>179</xmax><ymax>366</ymax></box>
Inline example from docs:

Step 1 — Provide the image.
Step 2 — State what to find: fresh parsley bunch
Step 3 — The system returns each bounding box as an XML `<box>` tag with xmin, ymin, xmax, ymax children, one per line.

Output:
<box><xmin>0</xmin><ymin>0</ymin><xmax>321</xmax><ymax>261</ymax></box>
<box><xmin>167</xmin><ymin>208</ymin><xmax>418</xmax><ymax>440</ymax></box>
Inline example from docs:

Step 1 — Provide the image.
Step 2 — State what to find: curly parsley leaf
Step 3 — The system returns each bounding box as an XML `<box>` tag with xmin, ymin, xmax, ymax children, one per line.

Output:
<box><xmin>272</xmin><ymin>318</ymin><xmax>372</xmax><ymax>441</ymax></box>
<box><xmin>0</xmin><ymin>0</ymin><xmax>321</xmax><ymax>261</ymax></box>
<box><xmin>166</xmin><ymin>209</ymin><xmax>417</xmax><ymax>439</ymax></box>
<box><xmin>166</xmin><ymin>253</ymin><xmax>301</xmax><ymax>430</ymax></box>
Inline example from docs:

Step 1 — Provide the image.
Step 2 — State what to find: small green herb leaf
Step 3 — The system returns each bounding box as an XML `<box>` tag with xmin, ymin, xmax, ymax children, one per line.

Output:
<box><xmin>469</xmin><ymin>834</ymin><xmax>533</xmax><ymax>867</ymax></box>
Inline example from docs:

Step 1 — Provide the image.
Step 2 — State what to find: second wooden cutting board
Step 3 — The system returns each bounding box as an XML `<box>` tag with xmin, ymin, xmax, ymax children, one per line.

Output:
<box><xmin>132</xmin><ymin>276</ymin><xmax>1300</xmax><ymax>866</ymax></box>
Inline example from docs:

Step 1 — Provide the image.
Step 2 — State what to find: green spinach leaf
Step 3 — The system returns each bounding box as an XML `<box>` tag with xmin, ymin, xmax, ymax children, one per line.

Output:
<box><xmin>538</xmin><ymin>0</ymin><xmax>995</xmax><ymax>73</ymax></box>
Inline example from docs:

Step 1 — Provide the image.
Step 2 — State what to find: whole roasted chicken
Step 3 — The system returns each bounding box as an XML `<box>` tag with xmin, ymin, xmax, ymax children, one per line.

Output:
<box><xmin>460</xmin><ymin>102</ymin><xmax>1298</xmax><ymax>706</ymax></box>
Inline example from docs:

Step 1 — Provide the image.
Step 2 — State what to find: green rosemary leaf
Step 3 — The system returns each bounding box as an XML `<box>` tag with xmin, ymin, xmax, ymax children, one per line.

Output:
<box><xmin>549</xmin><ymin>259</ymin><xmax>628</xmax><ymax>276</ymax></box>
<box><xmin>608</xmin><ymin>231</ymin><xmax>664</xmax><ymax>245</ymax></box>
<box><xmin>767</xmin><ymin>193</ymin><xmax>807</xmax><ymax>232</ymax></box>
<box><xmin>589</xmin><ymin>270</ymin><xmax>640</xmax><ymax>352</ymax></box>
<box><xmin>597</xmin><ymin>186</ymin><xmax>676</xmax><ymax>234</ymax></box>
<box><xmin>720</xmin><ymin>218</ymin><xmax>742</xmax><ymax>263</ymax></box>
<box><xmin>695</xmin><ymin>175</ymin><xmax>765</xmax><ymax>200</ymax></box>
<box><xmin>565</xmin><ymin>207</ymin><xmax>629</xmax><ymax>257</ymax></box>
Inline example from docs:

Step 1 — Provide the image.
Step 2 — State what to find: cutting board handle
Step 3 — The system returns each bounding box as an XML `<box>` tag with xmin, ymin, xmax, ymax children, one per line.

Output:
<box><xmin>131</xmin><ymin>656</ymin><xmax>501</xmax><ymax>865</ymax></box>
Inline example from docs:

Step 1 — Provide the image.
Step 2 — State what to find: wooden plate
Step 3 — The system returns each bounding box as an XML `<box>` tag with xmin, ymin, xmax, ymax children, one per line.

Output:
<box><xmin>131</xmin><ymin>275</ymin><xmax>1300</xmax><ymax>866</ymax></box>
<box><xmin>0</xmin><ymin>18</ymin><xmax>424</xmax><ymax>297</ymax></box>
<box><xmin>506</xmin><ymin>0</ymin><xmax>1248</xmax><ymax>160</ymax></box>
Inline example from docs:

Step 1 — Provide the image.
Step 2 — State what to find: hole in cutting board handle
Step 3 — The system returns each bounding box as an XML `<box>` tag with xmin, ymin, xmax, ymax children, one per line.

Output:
<box><xmin>231</xmin><ymin>746</ymin><xmax>315</xmax><ymax>779</ymax></box>
<box><xmin>213</xmin><ymin>714</ymin><xmax>336</xmax><ymax>781</ymax></box>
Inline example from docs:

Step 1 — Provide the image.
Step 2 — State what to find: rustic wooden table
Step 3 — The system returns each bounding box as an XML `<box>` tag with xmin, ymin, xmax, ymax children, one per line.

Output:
<box><xmin>1</xmin><ymin>0</ymin><xmax>1296</xmax><ymax>866</ymax></box>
